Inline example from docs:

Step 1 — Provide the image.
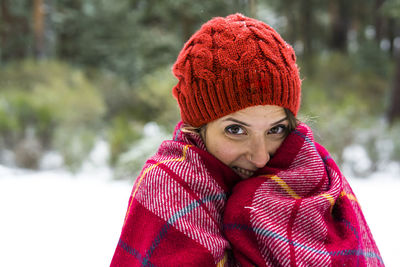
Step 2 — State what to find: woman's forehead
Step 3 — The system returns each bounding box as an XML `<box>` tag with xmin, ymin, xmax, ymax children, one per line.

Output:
<box><xmin>224</xmin><ymin>105</ymin><xmax>285</xmax><ymax>121</ymax></box>
<box><xmin>208</xmin><ymin>105</ymin><xmax>287</xmax><ymax>130</ymax></box>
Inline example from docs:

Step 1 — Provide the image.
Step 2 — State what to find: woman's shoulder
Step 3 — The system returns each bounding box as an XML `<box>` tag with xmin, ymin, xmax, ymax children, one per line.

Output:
<box><xmin>148</xmin><ymin>121</ymin><xmax>208</xmax><ymax>165</ymax></box>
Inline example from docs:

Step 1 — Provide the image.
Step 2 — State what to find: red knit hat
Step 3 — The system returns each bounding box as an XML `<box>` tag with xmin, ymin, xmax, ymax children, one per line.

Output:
<box><xmin>172</xmin><ymin>13</ymin><xmax>301</xmax><ymax>127</ymax></box>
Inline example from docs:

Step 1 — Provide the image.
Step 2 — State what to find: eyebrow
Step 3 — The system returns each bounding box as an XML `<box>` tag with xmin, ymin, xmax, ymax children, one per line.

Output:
<box><xmin>222</xmin><ymin>118</ymin><xmax>250</xmax><ymax>126</ymax></box>
<box><xmin>271</xmin><ymin>116</ymin><xmax>288</xmax><ymax>126</ymax></box>
<box><xmin>222</xmin><ymin>116</ymin><xmax>288</xmax><ymax>127</ymax></box>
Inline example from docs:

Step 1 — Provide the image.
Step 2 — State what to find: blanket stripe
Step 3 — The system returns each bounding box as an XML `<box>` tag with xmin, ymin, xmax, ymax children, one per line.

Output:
<box><xmin>264</xmin><ymin>174</ymin><xmax>301</xmax><ymax>199</ymax></box>
<box><xmin>123</xmin><ymin>144</ymin><xmax>192</xmax><ymax>225</ymax></box>
<box><xmin>223</xmin><ymin>123</ymin><xmax>383</xmax><ymax>266</ymax></box>
<box><xmin>111</xmin><ymin>122</ymin><xmax>383</xmax><ymax>266</ymax></box>
<box><xmin>111</xmin><ymin>126</ymin><xmax>238</xmax><ymax>266</ymax></box>
<box><xmin>224</xmin><ymin>222</ymin><xmax>382</xmax><ymax>260</ymax></box>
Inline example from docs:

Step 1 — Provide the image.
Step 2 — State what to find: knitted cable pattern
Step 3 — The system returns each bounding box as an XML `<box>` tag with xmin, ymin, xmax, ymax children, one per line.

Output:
<box><xmin>172</xmin><ymin>14</ymin><xmax>301</xmax><ymax>127</ymax></box>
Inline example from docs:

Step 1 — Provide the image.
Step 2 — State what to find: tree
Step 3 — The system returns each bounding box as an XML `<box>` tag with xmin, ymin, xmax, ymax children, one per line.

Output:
<box><xmin>388</xmin><ymin>53</ymin><xmax>400</xmax><ymax>124</ymax></box>
<box><xmin>329</xmin><ymin>0</ymin><xmax>352</xmax><ymax>51</ymax></box>
<box><xmin>0</xmin><ymin>0</ymin><xmax>31</xmax><ymax>61</ymax></box>
<box><xmin>33</xmin><ymin>0</ymin><xmax>45</xmax><ymax>58</ymax></box>
<box><xmin>382</xmin><ymin>0</ymin><xmax>400</xmax><ymax>123</ymax></box>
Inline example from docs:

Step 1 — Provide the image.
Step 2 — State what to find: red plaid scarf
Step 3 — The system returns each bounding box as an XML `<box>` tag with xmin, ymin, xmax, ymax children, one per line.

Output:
<box><xmin>111</xmin><ymin>122</ymin><xmax>383</xmax><ymax>266</ymax></box>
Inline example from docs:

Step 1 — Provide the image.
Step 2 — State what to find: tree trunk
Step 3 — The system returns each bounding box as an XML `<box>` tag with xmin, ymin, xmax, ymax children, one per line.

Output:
<box><xmin>387</xmin><ymin>18</ymin><xmax>396</xmax><ymax>56</ymax></box>
<box><xmin>387</xmin><ymin>51</ymin><xmax>400</xmax><ymax>124</ymax></box>
<box><xmin>300</xmin><ymin>0</ymin><xmax>313</xmax><ymax>58</ymax></box>
<box><xmin>33</xmin><ymin>0</ymin><xmax>45</xmax><ymax>58</ymax></box>
<box><xmin>374</xmin><ymin>0</ymin><xmax>385</xmax><ymax>42</ymax></box>
<box><xmin>248</xmin><ymin>0</ymin><xmax>257</xmax><ymax>18</ymax></box>
<box><xmin>33</xmin><ymin>0</ymin><xmax>56</xmax><ymax>59</ymax></box>
<box><xmin>329</xmin><ymin>0</ymin><xmax>350</xmax><ymax>52</ymax></box>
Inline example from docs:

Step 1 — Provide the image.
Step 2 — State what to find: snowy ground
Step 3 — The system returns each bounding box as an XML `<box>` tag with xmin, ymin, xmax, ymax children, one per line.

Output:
<box><xmin>0</xmin><ymin>165</ymin><xmax>131</xmax><ymax>267</ymax></box>
<box><xmin>349</xmin><ymin>170</ymin><xmax>399</xmax><ymax>267</ymax></box>
<box><xmin>0</xmin><ymin>160</ymin><xmax>399</xmax><ymax>266</ymax></box>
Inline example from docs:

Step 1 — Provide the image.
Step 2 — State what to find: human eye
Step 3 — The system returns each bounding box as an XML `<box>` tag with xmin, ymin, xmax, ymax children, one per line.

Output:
<box><xmin>225</xmin><ymin>124</ymin><xmax>246</xmax><ymax>135</ymax></box>
<box><xmin>268</xmin><ymin>124</ymin><xmax>287</xmax><ymax>135</ymax></box>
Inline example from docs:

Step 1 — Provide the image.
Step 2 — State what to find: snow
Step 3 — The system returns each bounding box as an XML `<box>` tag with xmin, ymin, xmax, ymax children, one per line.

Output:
<box><xmin>347</xmin><ymin>170</ymin><xmax>400</xmax><ymax>267</ymax></box>
<box><xmin>0</xmin><ymin>150</ymin><xmax>399</xmax><ymax>266</ymax></box>
<box><xmin>0</xmin><ymin>139</ymin><xmax>132</xmax><ymax>267</ymax></box>
<box><xmin>0</xmin><ymin>166</ymin><xmax>132</xmax><ymax>267</ymax></box>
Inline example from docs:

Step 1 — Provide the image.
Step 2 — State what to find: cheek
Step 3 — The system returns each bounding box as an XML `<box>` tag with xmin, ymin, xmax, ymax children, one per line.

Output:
<box><xmin>269</xmin><ymin>138</ymin><xmax>286</xmax><ymax>155</ymax></box>
<box><xmin>205</xmin><ymin>137</ymin><xmax>239</xmax><ymax>166</ymax></box>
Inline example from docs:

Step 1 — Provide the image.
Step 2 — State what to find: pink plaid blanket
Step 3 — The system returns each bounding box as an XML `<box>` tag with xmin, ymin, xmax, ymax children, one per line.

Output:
<box><xmin>111</xmin><ymin>122</ymin><xmax>383</xmax><ymax>266</ymax></box>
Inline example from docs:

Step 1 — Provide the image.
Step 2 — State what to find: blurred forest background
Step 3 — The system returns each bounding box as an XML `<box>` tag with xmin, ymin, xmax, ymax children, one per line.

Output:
<box><xmin>1</xmin><ymin>0</ymin><xmax>400</xmax><ymax>179</ymax></box>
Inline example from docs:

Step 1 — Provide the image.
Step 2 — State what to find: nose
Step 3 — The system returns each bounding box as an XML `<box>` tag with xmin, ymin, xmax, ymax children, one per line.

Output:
<box><xmin>247</xmin><ymin>137</ymin><xmax>271</xmax><ymax>168</ymax></box>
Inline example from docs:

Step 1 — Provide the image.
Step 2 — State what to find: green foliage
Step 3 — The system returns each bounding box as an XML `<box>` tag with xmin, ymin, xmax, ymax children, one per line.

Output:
<box><xmin>390</xmin><ymin>123</ymin><xmax>400</xmax><ymax>162</ymax></box>
<box><xmin>0</xmin><ymin>101</ymin><xmax>20</xmax><ymax>142</ymax></box>
<box><xmin>0</xmin><ymin>86</ymin><xmax>54</xmax><ymax>148</ymax></box>
<box><xmin>134</xmin><ymin>67</ymin><xmax>180</xmax><ymax>130</ymax></box>
<box><xmin>382</xmin><ymin>0</ymin><xmax>400</xmax><ymax>18</ymax></box>
<box><xmin>50</xmin><ymin>0</ymin><xmax>248</xmax><ymax>84</ymax></box>
<box><xmin>301</xmin><ymin>50</ymin><xmax>390</xmax><ymax>115</ymax></box>
<box><xmin>0</xmin><ymin>0</ymin><xmax>32</xmax><ymax>61</ymax></box>
<box><xmin>86</xmin><ymin>69</ymin><xmax>139</xmax><ymax>120</ymax></box>
<box><xmin>344</xmin><ymin>120</ymin><xmax>400</xmax><ymax>177</ymax></box>
<box><xmin>1</xmin><ymin>1</ymin><xmax>399</xmax><ymax>177</ymax></box>
<box><xmin>53</xmin><ymin>0</ymin><xmax>180</xmax><ymax>83</ymax></box>
<box><xmin>353</xmin><ymin>41</ymin><xmax>393</xmax><ymax>79</ymax></box>
<box><xmin>89</xmin><ymin>66</ymin><xmax>179</xmax><ymax>166</ymax></box>
<box><xmin>0</xmin><ymin>59</ymin><xmax>105</xmax><ymax>169</ymax></box>
<box><xmin>97</xmin><ymin>66</ymin><xmax>179</xmax><ymax>167</ymax></box>
<box><xmin>107</xmin><ymin>116</ymin><xmax>143</xmax><ymax>166</ymax></box>
<box><xmin>52</xmin><ymin>126</ymin><xmax>96</xmax><ymax>172</ymax></box>
<box><xmin>300</xmin><ymin>51</ymin><xmax>391</xmax><ymax>166</ymax></box>
<box><xmin>113</xmin><ymin>122</ymin><xmax>170</xmax><ymax>180</ymax></box>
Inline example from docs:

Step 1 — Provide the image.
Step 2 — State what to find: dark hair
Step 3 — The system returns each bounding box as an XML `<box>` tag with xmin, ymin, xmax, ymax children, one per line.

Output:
<box><xmin>284</xmin><ymin>108</ymin><xmax>299</xmax><ymax>137</ymax></box>
<box><xmin>182</xmin><ymin>107</ymin><xmax>299</xmax><ymax>139</ymax></box>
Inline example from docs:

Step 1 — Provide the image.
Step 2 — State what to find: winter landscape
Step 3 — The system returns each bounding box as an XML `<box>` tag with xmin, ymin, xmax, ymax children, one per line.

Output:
<box><xmin>2</xmin><ymin>2</ymin><xmax>400</xmax><ymax>266</ymax></box>
<box><xmin>0</xmin><ymin>139</ymin><xmax>399</xmax><ymax>267</ymax></box>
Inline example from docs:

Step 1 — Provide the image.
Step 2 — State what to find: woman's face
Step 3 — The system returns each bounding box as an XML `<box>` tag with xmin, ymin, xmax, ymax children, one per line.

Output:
<box><xmin>203</xmin><ymin>105</ymin><xmax>289</xmax><ymax>179</ymax></box>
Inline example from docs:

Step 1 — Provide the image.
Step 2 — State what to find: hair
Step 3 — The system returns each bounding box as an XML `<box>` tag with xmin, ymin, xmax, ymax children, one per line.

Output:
<box><xmin>284</xmin><ymin>108</ymin><xmax>299</xmax><ymax>134</ymax></box>
<box><xmin>181</xmin><ymin>107</ymin><xmax>299</xmax><ymax>141</ymax></box>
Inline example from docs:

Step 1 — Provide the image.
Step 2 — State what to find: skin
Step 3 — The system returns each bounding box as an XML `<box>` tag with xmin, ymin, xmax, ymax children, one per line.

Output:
<box><xmin>202</xmin><ymin>105</ymin><xmax>289</xmax><ymax>179</ymax></box>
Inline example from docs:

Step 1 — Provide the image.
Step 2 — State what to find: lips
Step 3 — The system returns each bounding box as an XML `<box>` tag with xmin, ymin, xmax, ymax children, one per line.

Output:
<box><xmin>232</xmin><ymin>166</ymin><xmax>255</xmax><ymax>179</ymax></box>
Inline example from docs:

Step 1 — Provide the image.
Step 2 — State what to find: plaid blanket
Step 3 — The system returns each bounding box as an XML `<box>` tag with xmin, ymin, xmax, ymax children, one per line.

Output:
<box><xmin>223</xmin><ymin>123</ymin><xmax>383</xmax><ymax>266</ymax></box>
<box><xmin>111</xmin><ymin>122</ymin><xmax>383</xmax><ymax>266</ymax></box>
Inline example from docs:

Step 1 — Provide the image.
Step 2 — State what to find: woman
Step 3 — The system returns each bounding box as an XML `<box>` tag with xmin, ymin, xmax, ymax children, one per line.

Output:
<box><xmin>111</xmin><ymin>14</ymin><xmax>383</xmax><ymax>266</ymax></box>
